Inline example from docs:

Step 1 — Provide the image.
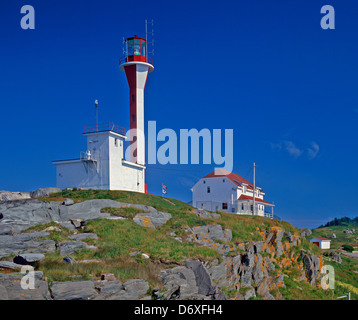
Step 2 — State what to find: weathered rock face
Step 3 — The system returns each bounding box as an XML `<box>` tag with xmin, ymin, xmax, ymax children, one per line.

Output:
<box><xmin>56</xmin><ymin>241</ymin><xmax>97</xmax><ymax>256</ymax></box>
<box><xmin>191</xmin><ymin>208</ymin><xmax>219</xmax><ymax>219</ymax></box>
<box><xmin>301</xmin><ymin>251</ymin><xmax>323</xmax><ymax>286</ymax></box>
<box><xmin>51</xmin><ymin>280</ymin><xmax>98</xmax><ymax>300</ymax></box>
<box><xmin>30</xmin><ymin>188</ymin><xmax>61</xmax><ymax>198</ymax></box>
<box><xmin>0</xmin><ymin>191</ymin><xmax>30</xmax><ymax>202</ymax></box>
<box><xmin>0</xmin><ymin>232</ymin><xmax>56</xmax><ymax>258</ymax></box>
<box><xmin>186</xmin><ymin>224</ymin><xmax>233</xmax><ymax>255</ymax></box>
<box><xmin>0</xmin><ymin>198</ymin><xmax>159</xmax><ymax>234</ymax></box>
<box><xmin>0</xmin><ymin>272</ymin><xmax>51</xmax><ymax>300</ymax></box>
<box><xmin>133</xmin><ymin>212</ymin><xmax>172</xmax><ymax>229</ymax></box>
<box><xmin>13</xmin><ymin>253</ymin><xmax>45</xmax><ymax>266</ymax></box>
<box><xmin>300</xmin><ymin>229</ymin><xmax>312</xmax><ymax>238</ymax></box>
<box><xmin>159</xmin><ymin>259</ymin><xmax>225</xmax><ymax>300</ymax></box>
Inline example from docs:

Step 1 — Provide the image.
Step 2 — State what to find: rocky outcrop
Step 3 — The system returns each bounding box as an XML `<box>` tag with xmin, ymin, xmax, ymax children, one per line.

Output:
<box><xmin>51</xmin><ymin>280</ymin><xmax>98</xmax><ymax>300</ymax></box>
<box><xmin>191</xmin><ymin>208</ymin><xmax>219</xmax><ymax>219</ymax></box>
<box><xmin>186</xmin><ymin>224</ymin><xmax>233</xmax><ymax>255</ymax></box>
<box><xmin>301</xmin><ymin>250</ymin><xmax>323</xmax><ymax>286</ymax></box>
<box><xmin>159</xmin><ymin>259</ymin><xmax>224</xmax><ymax>300</ymax></box>
<box><xmin>0</xmin><ymin>197</ymin><xmax>325</xmax><ymax>301</ymax></box>
<box><xmin>0</xmin><ymin>272</ymin><xmax>51</xmax><ymax>300</ymax></box>
<box><xmin>0</xmin><ymin>198</ymin><xmax>158</xmax><ymax>234</ymax></box>
<box><xmin>300</xmin><ymin>229</ymin><xmax>312</xmax><ymax>238</ymax></box>
<box><xmin>133</xmin><ymin>212</ymin><xmax>172</xmax><ymax>229</ymax></box>
<box><xmin>0</xmin><ymin>191</ymin><xmax>30</xmax><ymax>202</ymax></box>
<box><xmin>56</xmin><ymin>241</ymin><xmax>97</xmax><ymax>256</ymax></box>
<box><xmin>0</xmin><ymin>231</ymin><xmax>55</xmax><ymax>258</ymax></box>
<box><xmin>30</xmin><ymin>188</ymin><xmax>61</xmax><ymax>198</ymax></box>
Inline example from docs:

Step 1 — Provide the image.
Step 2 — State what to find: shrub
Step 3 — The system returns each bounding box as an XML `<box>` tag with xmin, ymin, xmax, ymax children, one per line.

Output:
<box><xmin>342</xmin><ymin>244</ymin><xmax>354</xmax><ymax>253</ymax></box>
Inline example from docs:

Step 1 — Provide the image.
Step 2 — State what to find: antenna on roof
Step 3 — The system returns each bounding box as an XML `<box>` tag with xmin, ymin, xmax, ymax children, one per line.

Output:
<box><xmin>94</xmin><ymin>99</ymin><xmax>99</xmax><ymax>131</ymax></box>
<box><xmin>145</xmin><ymin>19</ymin><xmax>154</xmax><ymax>58</ymax></box>
<box><xmin>122</xmin><ymin>37</ymin><xmax>127</xmax><ymax>56</ymax></box>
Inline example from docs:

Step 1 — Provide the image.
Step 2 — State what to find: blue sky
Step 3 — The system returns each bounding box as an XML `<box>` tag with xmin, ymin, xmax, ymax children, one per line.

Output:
<box><xmin>1</xmin><ymin>0</ymin><xmax>358</xmax><ymax>228</ymax></box>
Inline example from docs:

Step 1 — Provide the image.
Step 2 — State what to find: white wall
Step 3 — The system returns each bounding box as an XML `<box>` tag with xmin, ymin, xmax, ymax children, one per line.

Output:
<box><xmin>192</xmin><ymin>177</ymin><xmax>237</xmax><ymax>212</ymax></box>
<box><xmin>54</xmin><ymin>131</ymin><xmax>145</xmax><ymax>192</ymax></box>
<box><xmin>192</xmin><ymin>176</ymin><xmax>268</xmax><ymax>216</ymax></box>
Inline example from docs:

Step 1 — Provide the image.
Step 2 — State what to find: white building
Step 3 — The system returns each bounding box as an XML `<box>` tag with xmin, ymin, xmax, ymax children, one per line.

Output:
<box><xmin>52</xmin><ymin>124</ymin><xmax>146</xmax><ymax>192</ymax></box>
<box><xmin>310</xmin><ymin>237</ymin><xmax>331</xmax><ymax>249</ymax></box>
<box><xmin>191</xmin><ymin>169</ymin><xmax>274</xmax><ymax>217</ymax></box>
<box><xmin>52</xmin><ymin>34</ymin><xmax>153</xmax><ymax>193</ymax></box>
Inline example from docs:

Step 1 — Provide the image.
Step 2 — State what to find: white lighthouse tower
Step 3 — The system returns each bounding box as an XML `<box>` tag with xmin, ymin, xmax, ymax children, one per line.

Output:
<box><xmin>120</xmin><ymin>35</ymin><xmax>154</xmax><ymax>165</ymax></box>
<box><xmin>52</xmin><ymin>34</ymin><xmax>153</xmax><ymax>193</ymax></box>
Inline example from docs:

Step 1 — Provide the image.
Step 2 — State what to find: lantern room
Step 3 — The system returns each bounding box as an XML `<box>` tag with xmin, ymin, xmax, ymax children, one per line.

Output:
<box><xmin>124</xmin><ymin>35</ymin><xmax>148</xmax><ymax>63</ymax></box>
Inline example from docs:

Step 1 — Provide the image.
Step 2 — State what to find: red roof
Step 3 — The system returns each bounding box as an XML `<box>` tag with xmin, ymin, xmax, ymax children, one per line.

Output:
<box><xmin>203</xmin><ymin>169</ymin><xmax>256</xmax><ymax>191</ymax></box>
<box><xmin>238</xmin><ymin>194</ymin><xmax>274</xmax><ymax>206</ymax></box>
<box><xmin>315</xmin><ymin>237</ymin><xmax>331</xmax><ymax>241</ymax></box>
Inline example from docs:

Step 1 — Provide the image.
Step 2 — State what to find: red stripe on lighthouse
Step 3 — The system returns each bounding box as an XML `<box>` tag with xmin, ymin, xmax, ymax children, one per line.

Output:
<box><xmin>124</xmin><ymin>64</ymin><xmax>137</xmax><ymax>162</ymax></box>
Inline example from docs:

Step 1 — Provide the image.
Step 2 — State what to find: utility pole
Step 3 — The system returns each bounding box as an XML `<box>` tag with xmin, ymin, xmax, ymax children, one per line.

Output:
<box><xmin>253</xmin><ymin>162</ymin><xmax>256</xmax><ymax>216</ymax></box>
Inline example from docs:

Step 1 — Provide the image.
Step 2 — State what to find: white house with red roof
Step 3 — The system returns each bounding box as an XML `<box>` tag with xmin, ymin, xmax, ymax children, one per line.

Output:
<box><xmin>191</xmin><ymin>169</ymin><xmax>274</xmax><ymax>217</ymax></box>
<box><xmin>310</xmin><ymin>237</ymin><xmax>331</xmax><ymax>249</ymax></box>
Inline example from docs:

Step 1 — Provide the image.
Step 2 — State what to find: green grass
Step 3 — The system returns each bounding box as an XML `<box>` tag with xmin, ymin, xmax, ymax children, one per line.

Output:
<box><xmin>26</xmin><ymin>189</ymin><xmax>358</xmax><ymax>300</ymax></box>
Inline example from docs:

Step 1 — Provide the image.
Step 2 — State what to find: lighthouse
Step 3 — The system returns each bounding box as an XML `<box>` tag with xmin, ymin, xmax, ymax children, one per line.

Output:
<box><xmin>119</xmin><ymin>35</ymin><xmax>154</xmax><ymax>165</ymax></box>
<box><xmin>52</xmin><ymin>34</ymin><xmax>153</xmax><ymax>193</ymax></box>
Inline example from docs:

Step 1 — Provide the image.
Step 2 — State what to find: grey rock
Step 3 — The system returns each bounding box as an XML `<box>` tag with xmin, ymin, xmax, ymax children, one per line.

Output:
<box><xmin>101</xmin><ymin>273</ymin><xmax>116</xmax><ymax>281</ymax></box>
<box><xmin>254</xmin><ymin>241</ymin><xmax>264</xmax><ymax>253</ymax></box>
<box><xmin>185</xmin><ymin>259</ymin><xmax>215</xmax><ymax>296</ymax></box>
<box><xmin>0</xmin><ymin>198</ymin><xmax>157</xmax><ymax>234</ymax></box>
<box><xmin>0</xmin><ymin>191</ymin><xmax>31</xmax><ymax>202</ymax></box>
<box><xmin>63</xmin><ymin>256</ymin><xmax>75</xmax><ymax>264</ymax></box>
<box><xmin>190</xmin><ymin>224</ymin><xmax>232</xmax><ymax>247</ymax></box>
<box><xmin>56</xmin><ymin>241</ymin><xmax>93</xmax><ymax>255</ymax></box>
<box><xmin>123</xmin><ymin>279</ymin><xmax>149</xmax><ymax>296</ymax></box>
<box><xmin>285</xmin><ymin>232</ymin><xmax>293</xmax><ymax>242</ymax></box>
<box><xmin>13</xmin><ymin>253</ymin><xmax>45</xmax><ymax>265</ymax></box>
<box><xmin>0</xmin><ymin>232</ymin><xmax>55</xmax><ymax>258</ymax></box>
<box><xmin>59</xmin><ymin>221</ymin><xmax>75</xmax><ymax>231</ymax></box>
<box><xmin>244</xmin><ymin>287</ymin><xmax>256</xmax><ymax>300</ymax></box>
<box><xmin>332</xmin><ymin>252</ymin><xmax>342</xmax><ymax>264</ymax></box>
<box><xmin>0</xmin><ymin>261</ymin><xmax>24</xmax><ymax>270</ymax></box>
<box><xmin>107</xmin><ymin>279</ymin><xmax>149</xmax><ymax>300</ymax></box>
<box><xmin>0</xmin><ymin>225</ymin><xmax>12</xmax><ymax>235</ymax></box>
<box><xmin>63</xmin><ymin>198</ymin><xmax>74</xmax><ymax>206</ymax></box>
<box><xmin>70</xmin><ymin>220</ymin><xmax>82</xmax><ymax>229</ymax></box>
<box><xmin>192</xmin><ymin>208</ymin><xmax>218</xmax><ymax>219</ymax></box>
<box><xmin>252</xmin><ymin>254</ymin><xmax>265</xmax><ymax>284</ymax></box>
<box><xmin>160</xmin><ymin>266</ymin><xmax>198</xmax><ymax>299</ymax></box>
<box><xmin>331</xmin><ymin>233</ymin><xmax>336</xmax><ymax>239</ymax></box>
<box><xmin>0</xmin><ymin>199</ymin><xmax>60</xmax><ymax>233</ymax></box>
<box><xmin>275</xmin><ymin>241</ymin><xmax>284</xmax><ymax>257</ymax></box>
<box><xmin>51</xmin><ymin>280</ymin><xmax>98</xmax><ymax>300</ymax></box>
<box><xmin>68</xmin><ymin>233</ymin><xmax>98</xmax><ymax>241</ymax></box>
<box><xmin>300</xmin><ymin>229</ymin><xmax>312</xmax><ymax>238</ymax></box>
<box><xmin>95</xmin><ymin>280</ymin><xmax>123</xmax><ymax>297</ymax></box>
<box><xmin>133</xmin><ymin>211</ymin><xmax>171</xmax><ymax>229</ymax></box>
<box><xmin>0</xmin><ymin>272</ymin><xmax>51</xmax><ymax>300</ymax></box>
<box><xmin>30</xmin><ymin>188</ymin><xmax>61</xmax><ymax>198</ymax></box>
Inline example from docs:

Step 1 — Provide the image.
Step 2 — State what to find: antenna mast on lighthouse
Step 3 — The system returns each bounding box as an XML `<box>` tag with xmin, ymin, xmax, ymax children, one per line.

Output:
<box><xmin>145</xmin><ymin>19</ymin><xmax>154</xmax><ymax>58</ymax></box>
<box><xmin>94</xmin><ymin>99</ymin><xmax>99</xmax><ymax>131</ymax></box>
<box><xmin>253</xmin><ymin>162</ymin><xmax>256</xmax><ymax>215</ymax></box>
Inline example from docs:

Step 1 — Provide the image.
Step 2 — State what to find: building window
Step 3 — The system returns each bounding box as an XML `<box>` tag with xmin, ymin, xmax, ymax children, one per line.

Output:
<box><xmin>115</xmin><ymin>138</ymin><xmax>118</xmax><ymax>147</ymax></box>
<box><xmin>223</xmin><ymin>179</ymin><xmax>225</xmax><ymax>183</ymax></box>
<box><xmin>203</xmin><ymin>180</ymin><xmax>206</xmax><ymax>184</ymax></box>
<box><xmin>207</xmin><ymin>186</ymin><xmax>210</xmax><ymax>193</ymax></box>
<box><xmin>241</xmin><ymin>203</ymin><xmax>244</xmax><ymax>210</ymax></box>
<box><xmin>222</xmin><ymin>203</ymin><xmax>228</xmax><ymax>210</ymax></box>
